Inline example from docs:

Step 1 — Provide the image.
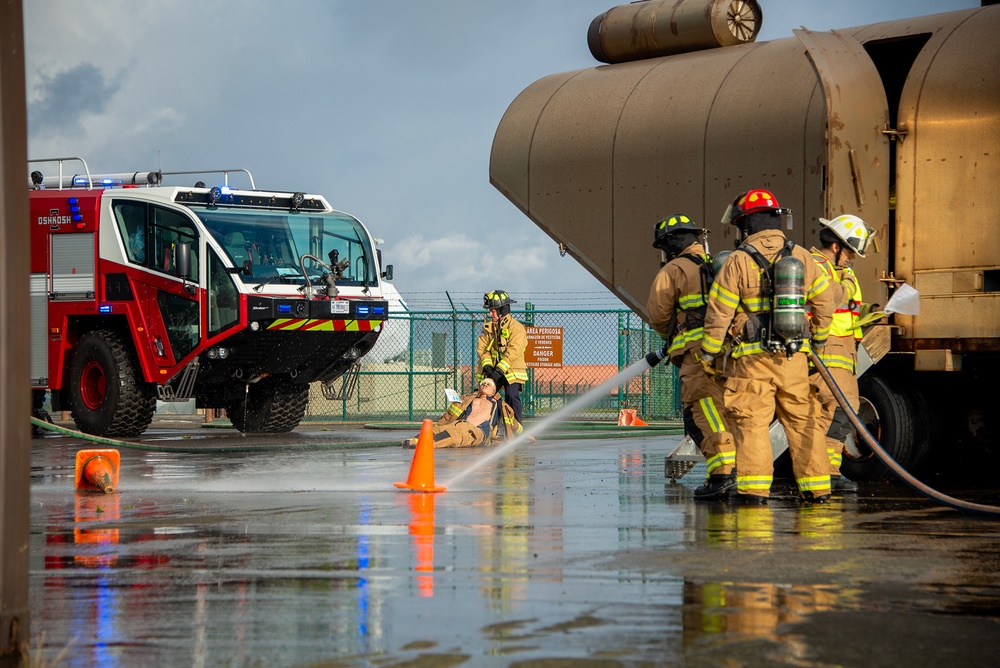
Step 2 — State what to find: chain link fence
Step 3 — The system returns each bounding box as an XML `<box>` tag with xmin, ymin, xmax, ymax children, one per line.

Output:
<box><xmin>305</xmin><ymin>307</ymin><xmax>682</xmax><ymax>423</ymax></box>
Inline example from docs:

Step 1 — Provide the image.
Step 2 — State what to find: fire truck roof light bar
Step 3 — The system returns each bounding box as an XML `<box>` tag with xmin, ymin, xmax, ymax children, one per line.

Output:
<box><xmin>28</xmin><ymin>156</ymin><xmax>93</xmax><ymax>191</ymax></box>
<box><xmin>29</xmin><ymin>159</ymin><xmax>162</xmax><ymax>190</ymax></box>
<box><xmin>159</xmin><ymin>168</ymin><xmax>256</xmax><ymax>191</ymax></box>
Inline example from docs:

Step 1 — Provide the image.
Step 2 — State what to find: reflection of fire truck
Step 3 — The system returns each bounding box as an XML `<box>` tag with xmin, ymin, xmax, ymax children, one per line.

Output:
<box><xmin>29</xmin><ymin>158</ymin><xmax>390</xmax><ymax>437</ymax></box>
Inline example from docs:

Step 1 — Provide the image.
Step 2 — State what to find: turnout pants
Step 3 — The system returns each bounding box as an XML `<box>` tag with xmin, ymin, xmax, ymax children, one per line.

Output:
<box><xmin>809</xmin><ymin>337</ymin><xmax>860</xmax><ymax>476</ymax></box>
<box><xmin>678</xmin><ymin>349</ymin><xmax>735</xmax><ymax>477</ymax></box>
<box><xmin>432</xmin><ymin>422</ymin><xmax>486</xmax><ymax>449</ymax></box>
<box><xmin>723</xmin><ymin>352</ymin><xmax>831</xmax><ymax>498</ymax></box>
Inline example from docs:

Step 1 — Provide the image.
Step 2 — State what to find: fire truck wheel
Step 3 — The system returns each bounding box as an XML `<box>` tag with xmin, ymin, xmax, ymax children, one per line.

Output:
<box><xmin>840</xmin><ymin>373</ymin><xmax>930</xmax><ymax>482</ymax></box>
<box><xmin>68</xmin><ymin>329</ymin><xmax>155</xmax><ymax>438</ymax></box>
<box><xmin>226</xmin><ymin>377</ymin><xmax>308</xmax><ymax>433</ymax></box>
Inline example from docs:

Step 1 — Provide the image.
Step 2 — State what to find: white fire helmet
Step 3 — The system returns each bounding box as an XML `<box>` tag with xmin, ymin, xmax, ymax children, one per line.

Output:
<box><xmin>819</xmin><ymin>215</ymin><xmax>873</xmax><ymax>258</ymax></box>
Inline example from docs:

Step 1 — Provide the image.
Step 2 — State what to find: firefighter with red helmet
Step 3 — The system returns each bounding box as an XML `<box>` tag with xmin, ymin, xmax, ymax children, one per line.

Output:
<box><xmin>478</xmin><ymin>290</ymin><xmax>528</xmax><ymax>425</ymax></box>
<box><xmin>809</xmin><ymin>214</ymin><xmax>876</xmax><ymax>493</ymax></box>
<box><xmin>700</xmin><ymin>189</ymin><xmax>836</xmax><ymax>503</ymax></box>
<box><xmin>646</xmin><ymin>214</ymin><xmax>736</xmax><ymax>498</ymax></box>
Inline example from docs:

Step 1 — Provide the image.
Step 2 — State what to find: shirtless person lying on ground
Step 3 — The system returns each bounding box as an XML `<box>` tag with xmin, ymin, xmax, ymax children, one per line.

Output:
<box><xmin>403</xmin><ymin>378</ymin><xmax>508</xmax><ymax>448</ymax></box>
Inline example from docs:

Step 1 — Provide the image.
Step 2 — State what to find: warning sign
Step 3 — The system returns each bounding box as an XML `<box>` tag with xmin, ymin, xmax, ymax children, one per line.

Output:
<box><xmin>524</xmin><ymin>326</ymin><xmax>563</xmax><ymax>368</ymax></box>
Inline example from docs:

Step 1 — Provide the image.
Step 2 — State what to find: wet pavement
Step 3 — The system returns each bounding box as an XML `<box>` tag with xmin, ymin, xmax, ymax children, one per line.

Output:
<box><xmin>27</xmin><ymin>421</ymin><xmax>1000</xmax><ymax>667</ymax></box>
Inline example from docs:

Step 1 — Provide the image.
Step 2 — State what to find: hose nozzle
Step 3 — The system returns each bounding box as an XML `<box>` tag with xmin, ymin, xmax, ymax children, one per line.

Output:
<box><xmin>644</xmin><ymin>344</ymin><xmax>669</xmax><ymax>368</ymax></box>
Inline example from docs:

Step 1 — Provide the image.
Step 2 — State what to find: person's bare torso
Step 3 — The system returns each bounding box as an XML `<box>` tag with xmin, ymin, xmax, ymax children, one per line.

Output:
<box><xmin>465</xmin><ymin>396</ymin><xmax>495</xmax><ymax>429</ymax></box>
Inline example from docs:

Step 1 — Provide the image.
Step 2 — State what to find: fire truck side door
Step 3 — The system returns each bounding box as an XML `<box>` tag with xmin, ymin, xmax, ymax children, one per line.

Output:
<box><xmin>147</xmin><ymin>205</ymin><xmax>201</xmax><ymax>364</ymax></box>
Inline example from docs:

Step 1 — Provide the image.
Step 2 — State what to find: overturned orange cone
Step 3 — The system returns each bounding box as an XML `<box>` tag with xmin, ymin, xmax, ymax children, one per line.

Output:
<box><xmin>75</xmin><ymin>449</ymin><xmax>120</xmax><ymax>494</ymax></box>
<box><xmin>395</xmin><ymin>419</ymin><xmax>446</xmax><ymax>493</ymax></box>
<box><xmin>618</xmin><ymin>408</ymin><xmax>648</xmax><ymax>426</ymax></box>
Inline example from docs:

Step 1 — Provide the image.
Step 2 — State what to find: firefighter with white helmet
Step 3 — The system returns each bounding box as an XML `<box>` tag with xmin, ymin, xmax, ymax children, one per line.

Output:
<box><xmin>809</xmin><ymin>214</ymin><xmax>877</xmax><ymax>493</ymax></box>
<box><xmin>477</xmin><ymin>290</ymin><xmax>528</xmax><ymax>425</ymax></box>
<box><xmin>646</xmin><ymin>213</ymin><xmax>736</xmax><ymax>498</ymax></box>
<box><xmin>701</xmin><ymin>189</ymin><xmax>836</xmax><ymax>503</ymax></box>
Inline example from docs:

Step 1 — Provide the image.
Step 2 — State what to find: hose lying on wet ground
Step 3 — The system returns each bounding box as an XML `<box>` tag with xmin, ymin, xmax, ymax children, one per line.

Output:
<box><xmin>808</xmin><ymin>350</ymin><xmax>1000</xmax><ymax>518</ymax></box>
<box><xmin>30</xmin><ymin>417</ymin><xmax>681</xmax><ymax>454</ymax></box>
<box><xmin>29</xmin><ymin>417</ymin><xmax>402</xmax><ymax>453</ymax></box>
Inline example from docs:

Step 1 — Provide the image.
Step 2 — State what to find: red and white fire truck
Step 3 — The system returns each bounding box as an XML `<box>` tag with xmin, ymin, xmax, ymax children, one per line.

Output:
<box><xmin>29</xmin><ymin>157</ymin><xmax>390</xmax><ymax>437</ymax></box>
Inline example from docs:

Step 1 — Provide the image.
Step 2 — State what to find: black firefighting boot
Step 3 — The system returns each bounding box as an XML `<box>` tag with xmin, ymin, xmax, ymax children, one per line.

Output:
<box><xmin>830</xmin><ymin>475</ymin><xmax>858</xmax><ymax>493</ymax></box>
<box><xmin>694</xmin><ymin>473</ymin><xmax>736</xmax><ymax>500</ymax></box>
<box><xmin>800</xmin><ymin>491</ymin><xmax>831</xmax><ymax>504</ymax></box>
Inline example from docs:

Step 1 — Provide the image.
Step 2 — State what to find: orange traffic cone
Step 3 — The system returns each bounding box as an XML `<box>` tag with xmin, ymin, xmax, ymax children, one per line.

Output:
<box><xmin>75</xmin><ymin>449</ymin><xmax>120</xmax><ymax>493</ymax></box>
<box><xmin>632</xmin><ymin>416</ymin><xmax>649</xmax><ymax>426</ymax></box>
<box><xmin>618</xmin><ymin>408</ymin><xmax>636</xmax><ymax>426</ymax></box>
<box><xmin>395</xmin><ymin>419</ymin><xmax>446</xmax><ymax>492</ymax></box>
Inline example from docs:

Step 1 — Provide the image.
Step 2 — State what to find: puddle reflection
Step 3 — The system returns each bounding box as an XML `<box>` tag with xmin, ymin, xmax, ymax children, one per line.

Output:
<box><xmin>406</xmin><ymin>493</ymin><xmax>436</xmax><ymax>598</ymax></box>
<box><xmin>683</xmin><ymin>579</ymin><xmax>860</xmax><ymax>642</ymax></box>
<box><xmin>28</xmin><ymin>437</ymin><xmax>999</xmax><ymax>666</ymax></box>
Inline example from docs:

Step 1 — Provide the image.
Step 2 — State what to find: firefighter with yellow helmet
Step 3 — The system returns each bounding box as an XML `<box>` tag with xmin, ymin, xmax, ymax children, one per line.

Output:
<box><xmin>478</xmin><ymin>290</ymin><xmax>528</xmax><ymax>425</ymax></box>
<box><xmin>646</xmin><ymin>213</ymin><xmax>736</xmax><ymax>499</ymax></box>
<box><xmin>809</xmin><ymin>214</ymin><xmax>876</xmax><ymax>493</ymax></box>
<box><xmin>700</xmin><ymin>189</ymin><xmax>836</xmax><ymax>503</ymax></box>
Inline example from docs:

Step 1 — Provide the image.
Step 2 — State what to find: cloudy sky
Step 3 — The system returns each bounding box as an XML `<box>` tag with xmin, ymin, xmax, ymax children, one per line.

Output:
<box><xmin>24</xmin><ymin>0</ymin><xmax>976</xmax><ymax>311</ymax></box>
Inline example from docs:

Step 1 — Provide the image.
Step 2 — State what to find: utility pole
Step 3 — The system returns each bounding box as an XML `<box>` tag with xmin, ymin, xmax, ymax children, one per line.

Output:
<box><xmin>0</xmin><ymin>0</ymin><xmax>31</xmax><ymax>659</ymax></box>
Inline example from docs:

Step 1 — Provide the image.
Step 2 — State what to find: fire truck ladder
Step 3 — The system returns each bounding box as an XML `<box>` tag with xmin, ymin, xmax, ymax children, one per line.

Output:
<box><xmin>320</xmin><ymin>362</ymin><xmax>362</xmax><ymax>401</ymax></box>
<box><xmin>159</xmin><ymin>168</ymin><xmax>256</xmax><ymax>190</ymax></box>
<box><xmin>157</xmin><ymin>359</ymin><xmax>200</xmax><ymax>402</ymax></box>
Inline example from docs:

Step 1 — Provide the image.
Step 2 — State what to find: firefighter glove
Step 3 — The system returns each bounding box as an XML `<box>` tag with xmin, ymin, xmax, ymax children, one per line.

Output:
<box><xmin>481</xmin><ymin>364</ymin><xmax>495</xmax><ymax>379</ymax></box>
<box><xmin>699</xmin><ymin>353</ymin><xmax>718</xmax><ymax>378</ymax></box>
<box><xmin>492</xmin><ymin>371</ymin><xmax>508</xmax><ymax>389</ymax></box>
<box><xmin>838</xmin><ymin>269</ymin><xmax>858</xmax><ymax>295</ymax></box>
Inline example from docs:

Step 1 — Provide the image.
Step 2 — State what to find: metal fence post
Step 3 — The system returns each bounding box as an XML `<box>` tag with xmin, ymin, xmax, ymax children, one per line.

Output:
<box><xmin>616</xmin><ymin>311</ymin><xmax>626</xmax><ymax>410</ymax></box>
<box><xmin>639</xmin><ymin>318</ymin><xmax>648</xmax><ymax>417</ymax></box>
<box><xmin>524</xmin><ymin>302</ymin><xmax>535</xmax><ymax>418</ymax></box>
<box><xmin>446</xmin><ymin>291</ymin><xmax>459</xmax><ymax>391</ymax></box>
<box><xmin>407</xmin><ymin>313</ymin><xmax>414</xmax><ymax>421</ymax></box>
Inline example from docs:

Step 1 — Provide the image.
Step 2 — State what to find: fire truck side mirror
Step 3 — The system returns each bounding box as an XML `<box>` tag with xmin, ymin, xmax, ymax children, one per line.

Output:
<box><xmin>377</xmin><ymin>249</ymin><xmax>393</xmax><ymax>281</ymax></box>
<box><xmin>241</xmin><ymin>259</ymin><xmax>253</xmax><ymax>276</ymax></box>
<box><xmin>175</xmin><ymin>242</ymin><xmax>191</xmax><ymax>279</ymax></box>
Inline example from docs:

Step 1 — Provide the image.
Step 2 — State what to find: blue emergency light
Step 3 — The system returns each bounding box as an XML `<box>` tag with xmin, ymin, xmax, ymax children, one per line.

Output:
<box><xmin>278</xmin><ymin>304</ymin><xmax>292</xmax><ymax>314</ymax></box>
<box><xmin>99</xmin><ymin>305</ymin><xmax>112</xmax><ymax>314</ymax></box>
<box><xmin>357</xmin><ymin>305</ymin><xmax>370</xmax><ymax>315</ymax></box>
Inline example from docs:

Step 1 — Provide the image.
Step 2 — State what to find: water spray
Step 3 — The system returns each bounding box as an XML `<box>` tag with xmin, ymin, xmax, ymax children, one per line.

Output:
<box><xmin>444</xmin><ymin>344</ymin><xmax>670</xmax><ymax>488</ymax></box>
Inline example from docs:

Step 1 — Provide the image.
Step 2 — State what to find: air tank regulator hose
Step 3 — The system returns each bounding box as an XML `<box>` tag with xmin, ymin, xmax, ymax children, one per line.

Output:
<box><xmin>807</xmin><ymin>350</ymin><xmax>1000</xmax><ymax>517</ymax></box>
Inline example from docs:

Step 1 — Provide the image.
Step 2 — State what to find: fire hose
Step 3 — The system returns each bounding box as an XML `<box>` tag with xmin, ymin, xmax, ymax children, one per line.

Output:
<box><xmin>807</xmin><ymin>350</ymin><xmax>1000</xmax><ymax>517</ymax></box>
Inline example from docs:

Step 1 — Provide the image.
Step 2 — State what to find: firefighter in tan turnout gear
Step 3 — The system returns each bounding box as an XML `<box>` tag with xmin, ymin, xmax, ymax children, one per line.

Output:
<box><xmin>646</xmin><ymin>214</ymin><xmax>736</xmax><ymax>499</ymax></box>
<box><xmin>402</xmin><ymin>377</ymin><xmax>522</xmax><ymax>448</ymax></box>
<box><xmin>701</xmin><ymin>189</ymin><xmax>836</xmax><ymax>503</ymax></box>
<box><xmin>477</xmin><ymin>290</ymin><xmax>529</xmax><ymax>426</ymax></box>
<box><xmin>809</xmin><ymin>214</ymin><xmax>876</xmax><ymax>493</ymax></box>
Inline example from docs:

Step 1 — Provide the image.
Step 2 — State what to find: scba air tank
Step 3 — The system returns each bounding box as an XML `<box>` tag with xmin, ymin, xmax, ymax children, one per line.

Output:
<box><xmin>771</xmin><ymin>255</ymin><xmax>807</xmax><ymax>355</ymax></box>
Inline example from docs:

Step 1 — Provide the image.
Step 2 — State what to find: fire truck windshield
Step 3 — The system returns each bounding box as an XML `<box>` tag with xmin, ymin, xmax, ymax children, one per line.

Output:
<box><xmin>192</xmin><ymin>208</ymin><xmax>376</xmax><ymax>288</ymax></box>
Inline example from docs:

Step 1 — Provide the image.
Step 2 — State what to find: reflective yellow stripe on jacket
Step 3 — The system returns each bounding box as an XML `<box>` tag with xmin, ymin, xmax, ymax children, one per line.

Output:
<box><xmin>811</xmin><ymin>251</ymin><xmax>863</xmax><ymax>340</ymax></box>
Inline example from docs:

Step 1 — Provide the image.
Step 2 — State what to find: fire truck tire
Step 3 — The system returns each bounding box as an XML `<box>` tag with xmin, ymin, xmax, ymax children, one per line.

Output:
<box><xmin>226</xmin><ymin>377</ymin><xmax>308</xmax><ymax>433</ymax></box>
<box><xmin>68</xmin><ymin>329</ymin><xmax>155</xmax><ymax>437</ymax></box>
<box><xmin>841</xmin><ymin>373</ymin><xmax>927</xmax><ymax>482</ymax></box>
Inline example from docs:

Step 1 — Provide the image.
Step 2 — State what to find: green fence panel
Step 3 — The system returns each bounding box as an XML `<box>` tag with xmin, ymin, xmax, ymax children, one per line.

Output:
<box><xmin>305</xmin><ymin>308</ymin><xmax>682</xmax><ymax>423</ymax></box>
